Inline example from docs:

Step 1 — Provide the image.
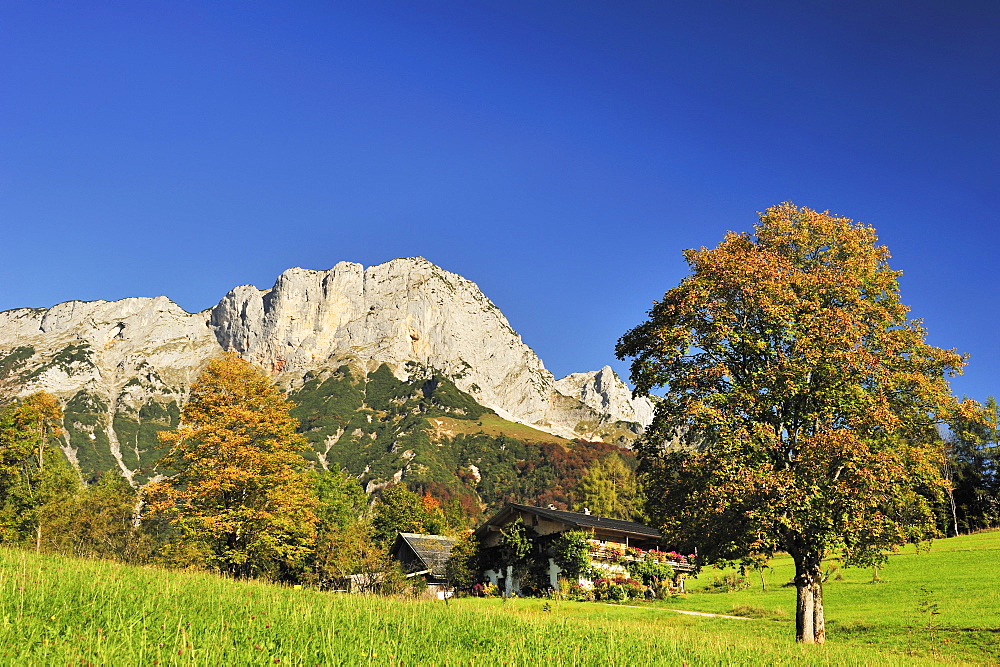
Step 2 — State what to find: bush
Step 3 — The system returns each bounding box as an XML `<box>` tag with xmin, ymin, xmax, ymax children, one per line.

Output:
<box><xmin>566</xmin><ymin>583</ymin><xmax>595</xmax><ymax>602</ymax></box>
<box><xmin>551</xmin><ymin>531</ymin><xmax>592</xmax><ymax>582</ymax></box>
<box><xmin>471</xmin><ymin>582</ymin><xmax>500</xmax><ymax>598</ymax></box>
<box><xmin>704</xmin><ymin>573</ymin><xmax>750</xmax><ymax>593</ymax></box>
<box><xmin>410</xmin><ymin>576</ymin><xmax>429</xmax><ymax>597</ymax></box>
<box><xmin>651</xmin><ymin>579</ymin><xmax>678</xmax><ymax>600</ymax></box>
<box><xmin>729</xmin><ymin>604</ymin><xmax>788</xmax><ymax>620</ymax></box>
<box><xmin>592</xmin><ymin>577</ymin><xmax>646</xmax><ymax>601</ymax></box>
<box><xmin>625</xmin><ymin>552</ymin><xmax>674</xmax><ymax>586</ymax></box>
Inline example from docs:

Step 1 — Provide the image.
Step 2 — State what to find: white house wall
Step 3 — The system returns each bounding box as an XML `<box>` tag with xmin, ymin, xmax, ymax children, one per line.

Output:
<box><xmin>580</xmin><ymin>560</ymin><xmax>628</xmax><ymax>587</ymax></box>
<box><xmin>483</xmin><ymin>565</ymin><xmax>521</xmax><ymax>595</ymax></box>
<box><xmin>484</xmin><ymin>558</ymin><xmax>564</xmax><ymax>595</ymax></box>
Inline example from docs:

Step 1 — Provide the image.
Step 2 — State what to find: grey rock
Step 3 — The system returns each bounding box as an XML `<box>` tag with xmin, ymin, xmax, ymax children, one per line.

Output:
<box><xmin>0</xmin><ymin>258</ymin><xmax>654</xmax><ymax>479</ymax></box>
<box><xmin>554</xmin><ymin>365</ymin><xmax>654</xmax><ymax>427</ymax></box>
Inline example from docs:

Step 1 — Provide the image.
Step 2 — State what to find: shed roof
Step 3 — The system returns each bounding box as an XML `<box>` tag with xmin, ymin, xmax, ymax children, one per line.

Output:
<box><xmin>389</xmin><ymin>533</ymin><xmax>456</xmax><ymax>577</ymax></box>
<box><xmin>473</xmin><ymin>503</ymin><xmax>661</xmax><ymax>540</ymax></box>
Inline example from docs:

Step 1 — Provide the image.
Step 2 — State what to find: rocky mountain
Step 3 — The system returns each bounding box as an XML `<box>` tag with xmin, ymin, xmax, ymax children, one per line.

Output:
<box><xmin>0</xmin><ymin>257</ymin><xmax>652</xmax><ymax>498</ymax></box>
<box><xmin>554</xmin><ymin>365</ymin><xmax>655</xmax><ymax>427</ymax></box>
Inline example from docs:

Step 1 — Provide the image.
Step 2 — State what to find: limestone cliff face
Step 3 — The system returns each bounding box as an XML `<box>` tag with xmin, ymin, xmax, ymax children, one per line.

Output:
<box><xmin>209</xmin><ymin>258</ymin><xmax>556</xmax><ymax>427</ymax></box>
<box><xmin>0</xmin><ymin>258</ymin><xmax>653</xmax><ymax>480</ymax></box>
<box><xmin>534</xmin><ymin>366</ymin><xmax>654</xmax><ymax>444</ymax></box>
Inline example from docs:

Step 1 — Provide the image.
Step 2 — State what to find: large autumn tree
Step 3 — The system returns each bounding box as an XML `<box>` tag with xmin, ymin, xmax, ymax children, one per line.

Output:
<box><xmin>617</xmin><ymin>203</ymin><xmax>978</xmax><ymax>644</ymax></box>
<box><xmin>148</xmin><ymin>352</ymin><xmax>317</xmax><ymax>580</ymax></box>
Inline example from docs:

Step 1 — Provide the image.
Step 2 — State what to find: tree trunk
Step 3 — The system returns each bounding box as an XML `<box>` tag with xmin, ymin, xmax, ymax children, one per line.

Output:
<box><xmin>941</xmin><ymin>456</ymin><xmax>960</xmax><ymax>537</ymax></box>
<box><xmin>947</xmin><ymin>486</ymin><xmax>959</xmax><ymax>537</ymax></box>
<box><xmin>35</xmin><ymin>423</ymin><xmax>45</xmax><ymax>553</ymax></box>
<box><xmin>795</xmin><ymin>573</ymin><xmax>814</xmax><ymax>643</ymax></box>
<box><xmin>812</xmin><ymin>576</ymin><xmax>826</xmax><ymax>644</ymax></box>
<box><xmin>794</xmin><ymin>553</ymin><xmax>823</xmax><ymax>643</ymax></box>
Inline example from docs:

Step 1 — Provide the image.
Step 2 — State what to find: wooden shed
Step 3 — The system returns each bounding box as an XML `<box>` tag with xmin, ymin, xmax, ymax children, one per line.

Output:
<box><xmin>389</xmin><ymin>532</ymin><xmax>456</xmax><ymax>599</ymax></box>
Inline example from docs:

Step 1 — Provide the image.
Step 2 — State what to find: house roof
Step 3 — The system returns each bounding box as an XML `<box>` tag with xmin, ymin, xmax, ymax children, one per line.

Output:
<box><xmin>389</xmin><ymin>533</ymin><xmax>456</xmax><ymax>577</ymax></box>
<box><xmin>474</xmin><ymin>503</ymin><xmax>662</xmax><ymax>540</ymax></box>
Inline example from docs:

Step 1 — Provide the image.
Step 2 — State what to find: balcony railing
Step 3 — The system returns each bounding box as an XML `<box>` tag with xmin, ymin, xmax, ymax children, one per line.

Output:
<box><xmin>588</xmin><ymin>543</ymin><xmax>697</xmax><ymax>573</ymax></box>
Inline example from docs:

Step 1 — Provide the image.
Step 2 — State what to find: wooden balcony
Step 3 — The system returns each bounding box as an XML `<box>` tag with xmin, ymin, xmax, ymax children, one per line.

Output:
<box><xmin>588</xmin><ymin>543</ymin><xmax>697</xmax><ymax>573</ymax></box>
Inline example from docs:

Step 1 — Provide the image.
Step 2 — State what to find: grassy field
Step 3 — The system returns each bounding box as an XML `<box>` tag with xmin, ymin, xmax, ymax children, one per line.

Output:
<box><xmin>652</xmin><ymin>529</ymin><xmax>1000</xmax><ymax>663</ymax></box>
<box><xmin>0</xmin><ymin>532</ymin><xmax>997</xmax><ymax>665</ymax></box>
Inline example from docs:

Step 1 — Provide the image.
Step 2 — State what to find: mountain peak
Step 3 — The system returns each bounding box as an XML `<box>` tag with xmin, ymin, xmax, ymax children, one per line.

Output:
<box><xmin>554</xmin><ymin>366</ymin><xmax>653</xmax><ymax>428</ymax></box>
<box><xmin>1</xmin><ymin>259</ymin><xmax>653</xmax><ymax>481</ymax></box>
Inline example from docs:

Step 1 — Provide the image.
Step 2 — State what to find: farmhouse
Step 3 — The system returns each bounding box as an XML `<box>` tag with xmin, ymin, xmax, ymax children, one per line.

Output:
<box><xmin>473</xmin><ymin>503</ymin><xmax>695</xmax><ymax>595</ymax></box>
<box><xmin>388</xmin><ymin>532</ymin><xmax>456</xmax><ymax>599</ymax></box>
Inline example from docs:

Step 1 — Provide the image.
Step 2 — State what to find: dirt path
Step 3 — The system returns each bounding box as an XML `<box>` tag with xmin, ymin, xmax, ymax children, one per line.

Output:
<box><xmin>604</xmin><ymin>604</ymin><xmax>751</xmax><ymax>620</ymax></box>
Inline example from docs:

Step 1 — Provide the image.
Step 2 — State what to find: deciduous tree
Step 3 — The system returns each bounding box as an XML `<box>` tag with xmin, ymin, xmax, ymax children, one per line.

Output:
<box><xmin>371</xmin><ymin>484</ymin><xmax>438</xmax><ymax>545</ymax></box>
<box><xmin>42</xmin><ymin>470</ymin><xmax>149</xmax><ymax>562</ymax></box>
<box><xmin>147</xmin><ymin>353</ymin><xmax>317</xmax><ymax>580</ymax></box>
<box><xmin>445</xmin><ymin>532</ymin><xmax>481</xmax><ymax>592</ymax></box>
<box><xmin>617</xmin><ymin>203</ymin><xmax>977</xmax><ymax>644</ymax></box>
<box><xmin>0</xmin><ymin>392</ymin><xmax>77</xmax><ymax>550</ymax></box>
<box><xmin>308</xmin><ymin>468</ymin><xmax>374</xmax><ymax>588</ymax></box>
<box><xmin>550</xmin><ymin>530</ymin><xmax>592</xmax><ymax>582</ymax></box>
<box><xmin>419</xmin><ymin>493</ymin><xmax>447</xmax><ymax>534</ymax></box>
<box><xmin>943</xmin><ymin>396</ymin><xmax>999</xmax><ymax>534</ymax></box>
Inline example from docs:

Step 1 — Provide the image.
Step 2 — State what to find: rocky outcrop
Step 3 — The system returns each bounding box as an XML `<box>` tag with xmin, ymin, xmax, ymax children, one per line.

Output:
<box><xmin>553</xmin><ymin>366</ymin><xmax>654</xmax><ymax>427</ymax></box>
<box><xmin>4</xmin><ymin>297</ymin><xmax>217</xmax><ymax>390</ymax></box>
<box><xmin>0</xmin><ymin>258</ymin><xmax>654</xmax><ymax>480</ymax></box>
<box><xmin>0</xmin><ymin>297</ymin><xmax>219</xmax><ymax>480</ymax></box>
<box><xmin>209</xmin><ymin>258</ymin><xmax>555</xmax><ymax>427</ymax></box>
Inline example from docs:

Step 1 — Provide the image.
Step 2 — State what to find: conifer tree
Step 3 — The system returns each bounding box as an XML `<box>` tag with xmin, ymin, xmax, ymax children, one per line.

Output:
<box><xmin>571</xmin><ymin>454</ymin><xmax>644</xmax><ymax>521</ymax></box>
<box><xmin>944</xmin><ymin>396</ymin><xmax>1000</xmax><ymax>533</ymax></box>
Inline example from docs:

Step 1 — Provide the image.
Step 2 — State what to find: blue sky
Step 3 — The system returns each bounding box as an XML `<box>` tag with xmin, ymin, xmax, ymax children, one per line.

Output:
<box><xmin>2</xmin><ymin>1</ymin><xmax>998</xmax><ymax>401</ymax></box>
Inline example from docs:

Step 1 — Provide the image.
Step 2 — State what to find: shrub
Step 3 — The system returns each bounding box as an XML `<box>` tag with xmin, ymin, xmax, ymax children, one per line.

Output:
<box><xmin>566</xmin><ymin>583</ymin><xmax>594</xmax><ymax>602</ymax></box>
<box><xmin>592</xmin><ymin>577</ymin><xmax>646</xmax><ymax>601</ymax></box>
<box><xmin>551</xmin><ymin>531</ymin><xmax>592</xmax><ymax>581</ymax></box>
<box><xmin>411</xmin><ymin>576</ymin><xmax>429</xmax><ymax>597</ymax></box>
<box><xmin>625</xmin><ymin>552</ymin><xmax>674</xmax><ymax>586</ymax></box>
<box><xmin>651</xmin><ymin>579</ymin><xmax>678</xmax><ymax>600</ymax></box>
<box><xmin>704</xmin><ymin>573</ymin><xmax>750</xmax><ymax>593</ymax></box>
<box><xmin>471</xmin><ymin>582</ymin><xmax>500</xmax><ymax>598</ymax></box>
<box><xmin>729</xmin><ymin>604</ymin><xmax>788</xmax><ymax>620</ymax></box>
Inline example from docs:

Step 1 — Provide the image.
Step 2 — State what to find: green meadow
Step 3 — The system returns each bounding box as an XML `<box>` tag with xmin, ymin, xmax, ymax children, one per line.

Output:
<box><xmin>1</xmin><ymin>531</ymin><xmax>997</xmax><ymax>665</ymax></box>
<box><xmin>666</xmin><ymin>530</ymin><xmax>1000</xmax><ymax>653</ymax></box>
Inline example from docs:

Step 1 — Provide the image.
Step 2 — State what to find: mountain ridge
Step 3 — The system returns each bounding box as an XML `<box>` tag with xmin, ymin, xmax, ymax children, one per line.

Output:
<box><xmin>0</xmin><ymin>257</ymin><xmax>652</xmax><ymax>491</ymax></box>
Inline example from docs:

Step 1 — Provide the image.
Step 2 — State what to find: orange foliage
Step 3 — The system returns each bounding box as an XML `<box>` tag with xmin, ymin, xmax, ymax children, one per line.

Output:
<box><xmin>618</xmin><ymin>203</ymin><xmax>976</xmax><ymax>644</ymax></box>
<box><xmin>420</xmin><ymin>493</ymin><xmax>441</xmax><ymax>514</ymax></box>
<box><xmin>147</xmin><ymin>352</ymin><xmax>316</xmax><ymax>579</ymax></box>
